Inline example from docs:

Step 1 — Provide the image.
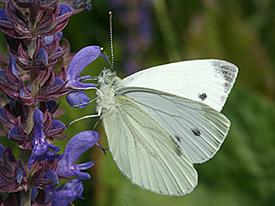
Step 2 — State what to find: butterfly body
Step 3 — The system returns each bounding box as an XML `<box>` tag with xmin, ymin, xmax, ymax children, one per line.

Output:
<box><xmin>97</xmin><ymin>70</ymin><xmax>123</xmax><ymax>113</ymax></box>
<box><xmin>96</xmin><ymin>59</ymin><xmax>238</xmax><ymax>196</ymax></box>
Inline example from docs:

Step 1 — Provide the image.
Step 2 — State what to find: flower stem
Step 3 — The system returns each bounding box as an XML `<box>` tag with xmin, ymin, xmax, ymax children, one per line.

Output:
<box><xmin>27</xmin><ymin>69</ymin><xmax>39</xmax><ymax>134</ymax></box>
<box><xmin>21</xmin><ymin>69</ymin><xmax>39</xmax><ymax>206</ymax></box>
<box><xmin>23</xmin><ymin>35</ymin><xmax>39</xmax><ymax>205</ymax></box>
<box><xmin>20</xmin><ymin>190</ymin><xmax>31</xmax><ymax>206</ymax></box>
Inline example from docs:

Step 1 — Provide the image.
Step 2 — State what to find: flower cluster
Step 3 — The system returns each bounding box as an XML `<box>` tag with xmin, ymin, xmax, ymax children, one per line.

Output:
<box><xmin>0</xmin><ymin>0</ymin><xmax>101</xmax><ymax>205</ymax></box>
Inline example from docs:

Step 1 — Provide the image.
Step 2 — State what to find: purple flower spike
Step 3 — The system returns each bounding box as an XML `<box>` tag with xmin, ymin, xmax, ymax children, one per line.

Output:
<box><xmin>56</xmin><ymin>131</ymin><xmax>99</xmax><ymax>179</ymax></box>
<box><xmin>66</xmin><ymin>46</ymin><xmax>101</xmax><ymax>88</ymax></box>
<box><xmin>28</xmin><ymin>109</ymin><xmax>60</xmax><ymax>168</ymax></box>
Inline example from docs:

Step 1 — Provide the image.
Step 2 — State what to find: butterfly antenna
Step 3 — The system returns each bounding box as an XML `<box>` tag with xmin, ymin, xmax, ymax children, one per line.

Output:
<box><xmin>109</xmin><ymin>11</ymin><xmax>114</xmax><ymax>70</ymax></box>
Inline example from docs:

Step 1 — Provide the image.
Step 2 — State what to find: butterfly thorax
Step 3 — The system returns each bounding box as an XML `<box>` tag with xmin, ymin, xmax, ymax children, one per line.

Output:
<box><xmin>96</xmin><ymin>69</ymin><xmax>123</xmax><ymax>114</ymax></box>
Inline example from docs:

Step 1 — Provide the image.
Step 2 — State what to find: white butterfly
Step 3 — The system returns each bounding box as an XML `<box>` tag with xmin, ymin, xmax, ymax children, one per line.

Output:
<box><xmin>96</xmin><ymin>59</ymin><xmax>238</xmax><ymax>196</ymax></box>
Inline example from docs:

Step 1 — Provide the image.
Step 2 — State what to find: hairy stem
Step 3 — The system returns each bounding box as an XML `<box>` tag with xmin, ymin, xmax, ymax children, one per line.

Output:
<box><xmin>22</xmin><ymin>11</ymin><xmax>39</xmax><ymax>203</ymax></box>
<box><xmin>27</xmin><ymin>69</ymin><xmax>39</xmax><ymax>133</ymax></box>
<box><xmin>20</xmin><ymin>190</ymin><xmax>31</xmax><ymax>206</ymax></box>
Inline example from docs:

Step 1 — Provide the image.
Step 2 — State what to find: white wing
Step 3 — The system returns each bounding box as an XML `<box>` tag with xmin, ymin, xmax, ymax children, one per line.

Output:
<box><xmin>102</xmin><ymin>95</ymin><xmax>197</xmax><ymax>195</ymax></box>
<box><xmin>122</xmin><ymin>59</ymin><xmax>238</xmax><ymax>112</ymax></box>
<box><xmin>119</xmin><ymin>88</ymin><xmax>230</xmax><ymax>164</ymax></box>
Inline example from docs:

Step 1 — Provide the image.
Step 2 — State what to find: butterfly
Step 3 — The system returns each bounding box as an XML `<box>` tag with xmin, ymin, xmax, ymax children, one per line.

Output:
<box><xmin>96</xmin><ymin>59</ymin><xmax>238</xmax><ymax>196</ymax></box>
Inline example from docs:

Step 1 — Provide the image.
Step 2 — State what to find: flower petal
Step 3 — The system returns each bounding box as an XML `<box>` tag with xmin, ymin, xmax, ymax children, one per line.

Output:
<box><xmin>47</xmin><ymin>120</ymin><xmax>66</xmax><ymax>136</ymax></box>
<box><xmin>77</xmin><ymin>161</ymin><xmax>94</xmax><ymax>170</ymax></box>
<box><xmin>9</xmin><ymin>55</ymin><xmax>18</xmax><ymax>77</ymax></box>
<box><xmin>66</xmin><ymin>46</ymin><xmax>101</xmax><ymax>86</ymax></box>
<box><xmin>59</xmin><ymin>4</ymin><xmax>73</xmax><ymax>16</ymax></box>
<box><xmin>44</xmin><ymin>35</ymin><xmax>54</xmax><ymax>46</ymax></box>
<box><xmin>44</xmin><ymin>168</ymin><xmax>59</xmax><ymax>185</ymax></box>
<box><xmin>52</xmin><ymin>190</ymin><xmax>77</xmax><ymax>206</ymax></box>
<box><xmin>66</xmin><ymin>91</ymin><xmax>90</xmax><ymax>108</ymax></box>
<box><xmin>64</xmin><ymin>179</ymin><xmax>83</xmax><ymax>197</ymax></box>
<box><xmin>8</xmin><ymin>125</ymin><xmax>27</xmax><ymax>141</ymax></box>
<box><xmin>16</xmin><ymin>167</ymin><xmax>25</xmax><ymax>184</ymax></box>
<box><xmin>0</xmin><ymin>9</ymin><xmax>8</xmax><ymax>21</ymax></box>
<box><xmin>64</xmin><ymin>131</ymin><xmax>99</xmax><ymax>164</ymax></box>
<box><xmin>71</xmin><ymin>169</ymin><xmax>91</xmax><ymax>180</ymax></box>
<box><xmin>35</xmin><ymin>47</ymin><xmax>48</xmax><ymax>65</ymax></box>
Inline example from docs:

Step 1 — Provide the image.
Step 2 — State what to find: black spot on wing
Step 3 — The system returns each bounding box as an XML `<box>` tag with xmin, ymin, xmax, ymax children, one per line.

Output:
<box><xmin>175</xmin><ymin>135</ymin><xmax>181</xmax><ymax>143</ymax></box>
<box><xmin>170</xmin><ymin>136</ymin><xmax>182</xmax><ymax>156</ymax></box>
<box><xmin>191</xmin><ymin>128</ymin><xmax>201</xmax><ymax>137</ymax></box>
<box><xmin>198</xmin><ymin>93</ymin><xmax>207</xmax><ymax>101</ymax></box>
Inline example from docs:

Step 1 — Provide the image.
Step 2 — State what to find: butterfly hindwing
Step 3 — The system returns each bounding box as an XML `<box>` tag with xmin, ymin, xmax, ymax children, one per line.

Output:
<box><xmin>102</xmin><ymin>95</ymin><xmax>198</xmax><ymax>195</ymax></box>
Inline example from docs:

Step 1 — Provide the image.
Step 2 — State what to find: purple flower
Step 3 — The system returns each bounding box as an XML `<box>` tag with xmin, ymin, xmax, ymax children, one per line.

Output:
<box><xmin>16</xmin><ymin>37</ymin><xmax>68</xmax><ymax>71</ymax></box>
<box><xmin>31</xmin><ymin>168</ymin><xmax>59</xmax><ymax>203</ymax></box>
<box><xmin>0</xmin><ymin>146</ymin><xmax>28</xmax><ymax>192</ymax></box>
<box><xmin>52</xmin><ymin>179</ymin><xmax>83</xmax><ymax>206</ymax></box>
<box><xmin>0</xmin><ymin>54</ymin><xmax>33</xmax><ymax>105</ymax></box>
<box><xmin>66</xmin><ymin>45</ymin><xmax>101</xmax><ymax>108</ymax></box>
<box><xmin>38</xmin><ymin>68</ymin><xmax>70</xmax><ymax>102</ymax></box>
<box><xmin>41</xmin><ymin>178</ymin><xmax>84</xmax><ymax>206</ymax></box>
<box><xmin>28</xmin><ymin>109</ymin><xmax>60</xmax><ymax>168</ymax></box>
<box><xmin>66</xmin><ymin>46</ymin><xmax>101</xmax><ymax>88</ymax></box>
<box><xmin>44</xmin><ymin>31</ymin><xmax>63</xmax><ymax>46</ymax></box>
<box><xmin>56</xmin><ymin>130</ymin><xmax>99</xmax><ymax>179</ymax></box>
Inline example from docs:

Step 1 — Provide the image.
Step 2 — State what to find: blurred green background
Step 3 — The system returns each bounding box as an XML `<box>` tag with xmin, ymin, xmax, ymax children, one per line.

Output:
<box><xmin>2</xmin><ymin>0</ymin><xmax>275</xmax><ymax>205</ymax></box>
<box><xmin>63</xmin><ymin>0</ymin><xmax>275</xmax><ymax>206</ymax></box>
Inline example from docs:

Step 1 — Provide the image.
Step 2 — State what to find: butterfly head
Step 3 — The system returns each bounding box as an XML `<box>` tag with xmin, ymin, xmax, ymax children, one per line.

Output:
<box><xmin>98</xmin><ymin>69</ymin><xmax>114</xmax><ymax>85</ymax></box>
<box><xmin>98</xmin><ymin>69</ymin><xmax>123</xmax><ymax>89</ymax></box>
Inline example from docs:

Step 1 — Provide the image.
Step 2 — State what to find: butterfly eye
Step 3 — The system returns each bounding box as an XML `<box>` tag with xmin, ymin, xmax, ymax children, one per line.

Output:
<box><xmin>104</xmin><ymin>74</ymin><xmax>113</xmax><ymax>85</ymax></box>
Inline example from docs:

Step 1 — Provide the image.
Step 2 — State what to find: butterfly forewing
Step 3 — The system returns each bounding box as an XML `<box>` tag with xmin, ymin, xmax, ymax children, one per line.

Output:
<box><xmin>122</xmin><ymin>59</ymin><xmax>238</xmax><ymax>112</ymax></box>
<box><xmin>102</xmin><ymin>95</ymin><xmax>198</xmax><ymax>195</ymax></box>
